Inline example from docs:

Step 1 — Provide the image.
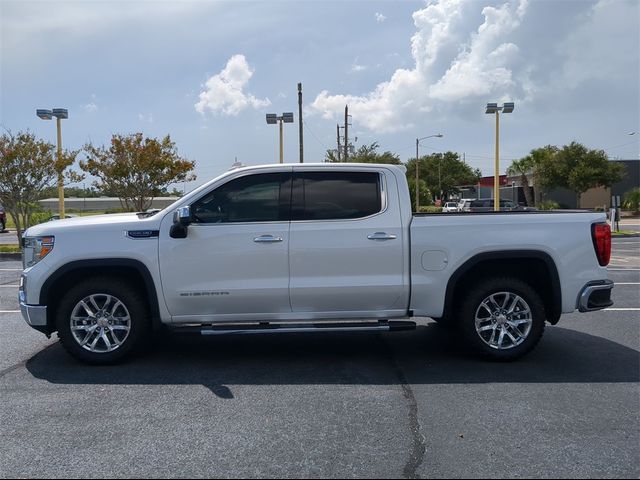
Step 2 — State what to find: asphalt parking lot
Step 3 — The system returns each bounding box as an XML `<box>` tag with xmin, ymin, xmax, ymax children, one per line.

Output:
<box><xmin>0</xmin><ymin>238</ymin><xmax>638</xmax><ymax>478</ymax></box>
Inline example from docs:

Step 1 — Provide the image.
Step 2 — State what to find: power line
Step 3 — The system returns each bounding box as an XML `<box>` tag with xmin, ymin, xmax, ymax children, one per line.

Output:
<box><xmin>302</xmin><ymin>119</ymin><xmax>331</xmax><ymax>151</ymax></box>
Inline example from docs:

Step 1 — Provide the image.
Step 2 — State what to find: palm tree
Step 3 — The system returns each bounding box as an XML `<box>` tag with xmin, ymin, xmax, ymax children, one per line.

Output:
<box><xmin>507</xmin><ymin>157</ymin><xmax>535</xmax><ymax>206</ymax></box>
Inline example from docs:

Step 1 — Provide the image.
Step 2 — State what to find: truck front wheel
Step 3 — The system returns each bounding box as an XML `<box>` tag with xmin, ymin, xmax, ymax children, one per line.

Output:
<box><xmin>458</xmin><ymin>277</ymin><xmax>546</xmax><ymax>361</ymax></box>
<box><xmin>56</xmin><ymin>277</ymin><xmax>149</xmax><ymax>364</ymax></box>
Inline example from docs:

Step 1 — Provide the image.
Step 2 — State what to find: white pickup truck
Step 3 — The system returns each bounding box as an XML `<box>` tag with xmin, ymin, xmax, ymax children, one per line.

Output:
<box><xmin>19</xmin><ymin>163</ymin><xmax>614</xmax><ymax>364</ymax></box>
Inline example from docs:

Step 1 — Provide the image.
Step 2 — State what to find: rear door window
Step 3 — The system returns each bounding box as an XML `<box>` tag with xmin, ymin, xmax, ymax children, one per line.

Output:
<box><xmin>291</xmin><ymin>171</ymin><xmax>382</xmax><ymax>221</ymax></box>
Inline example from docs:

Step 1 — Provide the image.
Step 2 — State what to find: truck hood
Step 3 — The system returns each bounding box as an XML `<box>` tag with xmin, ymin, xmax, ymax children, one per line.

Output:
<box><xmin>24</xmin><ymin>212</ymin><xmax>164</xmax><ymax>237</ymax></box>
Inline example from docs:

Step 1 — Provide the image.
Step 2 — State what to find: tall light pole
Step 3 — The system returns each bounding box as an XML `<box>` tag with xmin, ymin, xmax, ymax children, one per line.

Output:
<box><xmin>266</xmin><ymin>112</ymin><xmax>294</xmax><ymax>163</ymax></box>
<box><xmin>415</xmin><ymin>134</ymin><xmax>443</xmax><ymax>212</ymax></box>
<box><xmin>37</xmin><ymin>108</ymin><xmax>68</xmax><ymax>219</ymax></box>
<box><xmin>485</xmin><ymin>102</ymin><xmax>514</xmax><ymax>211</ymax></box>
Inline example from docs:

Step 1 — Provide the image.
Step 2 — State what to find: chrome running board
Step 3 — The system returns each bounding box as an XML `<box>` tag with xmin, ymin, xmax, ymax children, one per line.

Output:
<box><xmin>197</xmin><ymin>320</ymin><xmax>416</xmax><ymax>336</ymax></box>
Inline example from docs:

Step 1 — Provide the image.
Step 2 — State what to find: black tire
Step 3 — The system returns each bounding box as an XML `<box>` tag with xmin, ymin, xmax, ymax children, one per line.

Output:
<box><xmin>457</xmin><ymin>276</ymin><xmax>546</xmax><ymax>361</ymax></box>
<box><xmin>56</xmin><ymin>277</ymin><xmax>150</xmax><ymax>364</ymax></box>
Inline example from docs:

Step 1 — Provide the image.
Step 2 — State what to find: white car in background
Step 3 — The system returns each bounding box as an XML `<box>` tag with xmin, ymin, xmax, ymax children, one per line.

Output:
<box><xmin>457</xmin><ymin>199</ymin><xmax>473</xmax><ymax>212</ymax></box>
<box><xmin>443</xmin><ymin>202</ymin><xmax>459</xmax><ymax>213</ymax></box>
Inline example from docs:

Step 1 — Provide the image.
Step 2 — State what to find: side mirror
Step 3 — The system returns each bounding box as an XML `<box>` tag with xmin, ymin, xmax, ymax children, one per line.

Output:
<box><xmin>170</xmin><ymin>206</ymin><xmax>191</xmax><ymax>239</ymax></box>
<box><xmin>174</xmin><ymin>206</ymin><xmax>192</xmax><ymax>226</ymax></box>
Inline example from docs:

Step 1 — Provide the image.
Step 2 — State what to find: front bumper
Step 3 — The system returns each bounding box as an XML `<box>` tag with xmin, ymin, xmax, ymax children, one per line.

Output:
<box><xmin>577</xmin><ymin>280</ymin><xmax>614</xmax><ymax>312</ymax></box>
<box><xmin>19</xmin><ymin>290</ymin><xmax>47</xmax><ymax>327</ymax></box>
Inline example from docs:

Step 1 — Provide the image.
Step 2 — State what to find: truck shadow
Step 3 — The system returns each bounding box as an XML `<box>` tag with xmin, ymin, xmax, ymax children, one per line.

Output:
<box><xmin>26</xmin><ymin>324</ymin><xmax>639</xmax><ymax>399</ymax></box>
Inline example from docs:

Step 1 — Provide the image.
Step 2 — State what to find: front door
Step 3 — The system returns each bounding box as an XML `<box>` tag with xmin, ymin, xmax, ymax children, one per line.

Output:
<box><xmin>159</xmin><ymin>171</ymin><xmax>292</xmax><ymax>321</ymax></box>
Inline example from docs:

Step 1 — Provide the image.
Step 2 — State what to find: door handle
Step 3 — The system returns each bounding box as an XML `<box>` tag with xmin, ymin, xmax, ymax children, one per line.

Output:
<box><xmin>254</xmin><ymin>235</ymin><xmax>283</xmax><ymax>243</ymax></box>
<box><xmin>367</xmin><ymin>232</ymin><xmax>397</xmax><ymax>241</ymax></box>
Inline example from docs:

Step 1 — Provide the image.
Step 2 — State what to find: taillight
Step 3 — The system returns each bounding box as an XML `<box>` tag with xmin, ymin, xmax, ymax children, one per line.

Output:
<box><xmin>591</xmin><ymin>223</ymin><xmax>611</xmax><ymax>266</ymax></box>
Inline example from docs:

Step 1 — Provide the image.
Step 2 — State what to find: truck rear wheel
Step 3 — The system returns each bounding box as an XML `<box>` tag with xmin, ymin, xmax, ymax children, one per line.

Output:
<box><xmin>56</xmin><ymin>277</ymin><xmax>149</xmax><ymax>364</ymax></box>
<box><xmin>458</xmin><ymin>277</ymin><xmax>545</xmax><ymax>361</ymax></box>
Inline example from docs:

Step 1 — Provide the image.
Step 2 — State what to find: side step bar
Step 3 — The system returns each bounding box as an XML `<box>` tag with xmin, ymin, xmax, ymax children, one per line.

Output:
<box><xmin>196</xmin><ymin>320</ymin><xmax>416</xmax><ymax>336</ymax></box>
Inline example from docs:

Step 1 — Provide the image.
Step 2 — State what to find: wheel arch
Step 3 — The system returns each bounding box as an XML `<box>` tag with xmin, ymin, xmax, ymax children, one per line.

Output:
<box><xmin>443</xmin><ymin>250</ymin><xmax>562</xmax><ymax>325</ymax></box>
<box><xmin>40</xmin><ymin>258</ymin><xmax>162</xmax><ymax>334</ymax></box>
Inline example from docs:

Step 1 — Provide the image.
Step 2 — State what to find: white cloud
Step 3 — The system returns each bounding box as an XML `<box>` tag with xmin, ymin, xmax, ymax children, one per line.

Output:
<box><xmin>429</xmin><ymin>0</ymin><xmax>529</xmax><ymax>101</ymax></box>
<box><xmin>195</xmin><ymin>54</ymin><xmax>271</xmax><ymax>116</ymax></box>
<box><xmin>375</xmin><ymin>12</ymin><xmax>386</xmax><ymax>23</ymax></box>
<box><xmin>82</xmin><ymin>102</ymin><xmax>98</xmax><ymax>113</ymax></box>
<box><xmin>81</xmin><ymin>94</ymin><xmax>98</xmax><ymax>113</ymax></box>
<box><xmin>138</xmin><ymin>113</ymin><xmax>154</xmax><ymax>123</ymax></box>
<box><xmin>311</xmin><ymin>0</ymin><xmax>532</xmax><ymax>133</ymax></box>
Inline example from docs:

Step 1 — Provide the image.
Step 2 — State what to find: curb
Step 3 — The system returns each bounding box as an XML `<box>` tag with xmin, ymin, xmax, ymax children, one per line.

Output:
<box><xmin>0</xmin><ymin>253</ymin><xmax>21</xmax><ymax>260</ymax></box>
<box><xmin>612</xmin><ymin>233</ymin><xmax>640</xmax><ymax>238</ymax></box>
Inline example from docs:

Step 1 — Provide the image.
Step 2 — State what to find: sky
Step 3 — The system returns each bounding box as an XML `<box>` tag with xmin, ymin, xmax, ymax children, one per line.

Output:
<box><xmin>1</xmin><ymin>0</ymin><xmax>639</xmax><ymax>190</ymax></box>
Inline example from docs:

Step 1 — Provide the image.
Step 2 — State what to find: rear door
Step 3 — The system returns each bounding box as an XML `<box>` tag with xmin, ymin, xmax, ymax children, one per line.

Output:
<box><xmin>288</xmin><ymin>169</ymin><xmax>406</xmax><ymax>315</ymax></box>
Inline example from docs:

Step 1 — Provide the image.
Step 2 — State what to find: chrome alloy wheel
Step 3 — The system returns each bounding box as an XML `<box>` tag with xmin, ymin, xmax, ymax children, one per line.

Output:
<box><xmin>474</xmin><ymin>291</ymin><xmax>533</xmax><ymax>350</ymax></box>
<box><xmin>69</xmin><ymin>293</ymin><xmax>132</xmax><ymax>353</ymax></box>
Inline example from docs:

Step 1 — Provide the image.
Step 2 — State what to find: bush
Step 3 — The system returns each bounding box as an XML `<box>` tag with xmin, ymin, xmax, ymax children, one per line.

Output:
<box><xmin>537</xmin><ymin>200</ymin><xmax>560</xmax><ymax>211</ymax></box>
<box><xmin>623</xmin><ymin>188</ymin><xmax>640</xmax><ymax>213</ymax></box>
<box><xmin>418</xmin><ymin>206</ymin><xmax>443</xmax><ymax>213</ymax></box>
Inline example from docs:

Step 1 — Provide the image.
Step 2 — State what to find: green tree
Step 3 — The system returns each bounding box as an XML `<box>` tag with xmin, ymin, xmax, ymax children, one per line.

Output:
<box><xmin>623</xmin><ymin>187</ymin><xmax>640</xmax><ymax>213</ymax></box>
<box><xmin>325</xmin><ymin>141</ymin><xmax>401</xmax><ymax>164</ymax></box>
<box><xmin>0</xmin><ymin>131</ymin><xmax>79</xmax><ymax>242</ymax></box>
<box><xmin>407</xmin><ymin>152</ymin><xmax>480</xmax><ymax>202</ymax></box>
<box><xmin>536</xmin><ymin>142</ymin><xmax>625</xmax><ymax>204</ymax></box>
<box><xmin>81</xmin><ymin>133</ymin><xmax>196</xmax><ymax>211</ymax></box>
<box><xmin>406</xmin><ymin>176</ymin><xmax>432</xmax><ymax>209</ymax></box>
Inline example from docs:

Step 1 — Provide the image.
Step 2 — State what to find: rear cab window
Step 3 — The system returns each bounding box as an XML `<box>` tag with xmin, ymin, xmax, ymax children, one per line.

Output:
<box><xmin>291</xmin><ymin>171</ymin><xmax>382</xmax><ymax>221</ymax></box>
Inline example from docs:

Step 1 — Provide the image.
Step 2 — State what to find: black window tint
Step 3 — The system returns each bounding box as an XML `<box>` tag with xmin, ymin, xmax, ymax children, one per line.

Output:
<box><xmin>192</xmin><ymin>173</ymin><xmax>290</xmax><ymax>223</ymax></box>
<box><xmin>292</xmin><ymin>171</ymin><xmax>381</xmax><ymax>220</ymax></box>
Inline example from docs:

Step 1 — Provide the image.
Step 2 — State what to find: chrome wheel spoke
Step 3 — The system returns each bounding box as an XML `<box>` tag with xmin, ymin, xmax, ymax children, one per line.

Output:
<box><xmin>108</xmin><ymin>328</ymin><xmax>123</xmax><ymax>346</ymax></box>
<box><xmin>110</xmin><ymin>300</ymin><xmax>124</xmax><ymax>316</ymax></box>
<box><xmin>89</xmin><ymin>296</ymin><xmax>102</xmax><ymax>313</ymax></box>
<box><xmin>507</xmin><ymin>295</ymin><xmax>519</xmax><ymax>314</ymax></box>
<box><xmin>101</xmin><ymin>331</ymin><xmax>112</xmax><ymax>350</ymax></box>
<box><xmin>79</xmin><ymin>300</ymin><xmax>96</xmax><ymax>318</ymax></box>
<box><xmin>504</xmin><ymin>328</ymin><xmax>519</xmax><ymax>345</ymax></box>
<box><xmin>80</xmin><ymin>326</ymin><xmax>99</xmax><ymax>345</ymax></box>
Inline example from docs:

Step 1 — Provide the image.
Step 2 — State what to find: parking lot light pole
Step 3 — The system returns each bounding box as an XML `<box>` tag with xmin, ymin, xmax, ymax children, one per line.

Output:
<box><xmin>37</xmin><ymin>108</ymin><xmax>68</xmax><ymax>219</ymax></box>
<box><xmin>485</xmin><ymin>102</ymin><xmax>514</xmax><ymax>211</ymax></box>
<box><xmin>266</xmin><ymin>112</ymin><xmax>294</xmax><ymax>163</ymax></box>
<box><xmin>415</xmin><ymin>134</ymin><xmax>443</xmax><ymax>212</ymax></box>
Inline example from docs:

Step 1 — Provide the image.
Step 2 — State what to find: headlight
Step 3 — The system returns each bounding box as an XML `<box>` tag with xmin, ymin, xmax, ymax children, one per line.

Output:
<box><xmin>22</xmin><ymin>236</ymin><xmax>55</xmax><ymax>269</ymax></box>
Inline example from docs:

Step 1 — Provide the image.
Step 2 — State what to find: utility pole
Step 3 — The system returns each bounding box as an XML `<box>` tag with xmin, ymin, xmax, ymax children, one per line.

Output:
<box><xmin>336</xmin><ymin>124</ymin><xmax>342</xmax><ymax>161</ymax></box>
<box><xmin>344</xmin><ymin>105</ymin><xmax>349</xmax><ymax>161</ymax></box>
<box><xmin>298</xmin><ymin>82</ymin><xmax>304</xmax><ymax>163</ymax></box>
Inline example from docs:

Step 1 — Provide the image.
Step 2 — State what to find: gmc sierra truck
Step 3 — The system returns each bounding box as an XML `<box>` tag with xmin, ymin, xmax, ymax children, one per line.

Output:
<box><xmin>19</xmin><ymin>163</ymin><xmax>614</xmax><ymax>364</ymax></box>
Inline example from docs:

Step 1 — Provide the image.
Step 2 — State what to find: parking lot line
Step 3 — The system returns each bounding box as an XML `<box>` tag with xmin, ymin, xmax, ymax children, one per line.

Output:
<box><xmin>614</xmin><ymin>282</ymin><xmax>640</xmax><ymax>285</ymax></box>
<box><xmin>0</xmin><ymin>310</ymin><xmax>20</xmax><ymax>313</ymax></box>
<box><xmin>604</xmin><ymin>308</ymin><xmax>640</xmax><ymax>311</ymax></box>
<box><xmin>0</xmin><ymin>285</ymin><xmax>19</xmax><ymax>287</ymax></box>
<box><xmin>0</xmin><ymin>269</ymin><xmax>21</xmax><ymax>271</ymax></box>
